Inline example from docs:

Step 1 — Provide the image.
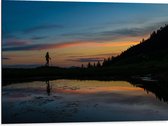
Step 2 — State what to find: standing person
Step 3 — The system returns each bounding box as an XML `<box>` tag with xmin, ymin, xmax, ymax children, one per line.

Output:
<box><xmin>45</xmin><ymin>52</ymin><xmax>51</xmax><ymax>66</ymax></box>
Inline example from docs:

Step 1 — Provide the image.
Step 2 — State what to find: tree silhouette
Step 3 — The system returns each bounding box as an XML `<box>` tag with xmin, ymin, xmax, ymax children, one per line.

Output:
<box><xmin>93</xmin><ymin>63</ymin><xmax>96</xmax><ymax>68</ymax></box>
<box><xmin>87</xmin><ymin>62</ymin><xmax>92</xmax><ymax>68</ymax></box>
<box><xmin>97</xmin><ymin>61</ymin><xmax>101</xmax><ymax>67</ymax></box>
<box><xmin>81</xmin><ymin>64</ymin><xmax>84</xmax><ymax>68</ymax></box>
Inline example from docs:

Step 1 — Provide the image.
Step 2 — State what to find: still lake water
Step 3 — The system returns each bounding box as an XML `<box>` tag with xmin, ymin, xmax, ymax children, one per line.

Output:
<box><xmin>2</xmin><ymin>79</ymin><xmax>168</xmax><ymax>123</ymax></box>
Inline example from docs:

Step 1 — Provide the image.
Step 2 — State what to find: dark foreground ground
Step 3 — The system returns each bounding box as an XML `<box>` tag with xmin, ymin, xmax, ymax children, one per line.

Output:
<box><xmin>2</xmin><ymin>62</ymin><xmax>168</xmax><ymax>85</ymax></box>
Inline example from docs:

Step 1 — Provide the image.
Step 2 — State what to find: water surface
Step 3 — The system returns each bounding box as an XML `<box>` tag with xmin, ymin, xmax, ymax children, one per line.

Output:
<box><xmin>2</xmin><ymin>79</ymin><xmax>168</xmax><ymax>123</ymax></box>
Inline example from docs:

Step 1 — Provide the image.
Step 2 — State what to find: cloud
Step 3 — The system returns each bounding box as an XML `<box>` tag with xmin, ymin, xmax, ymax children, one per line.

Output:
<box><xmin>3</xmin><ymin>39</ymin><xmax>30</xmax><ymax>47</ymax></box>
<box><xmin>2</xmin><ymin>57</ymin><xmax>10</xmax><ymax>60</ymax></box>
<box><xmin>93</xmin><ymin>25</ymin><xmax>159</xmax><ymax>41</ymax></box>
<box><xmin>2</xmin><ymin>32</ymin><xmax>16</xmax><ymax>39</ymax></box>
<box><xmin>94</xmin><ymin>52</ymin><xmax>120</xmax><ymax>57</ymax></box>
<box><xmin>3</xmin><ymin>45</ymin><xmax>39</xmax><ymax>51</ymax></box>
<box><xmin>2</xmin><ymin>41</ymin><xmax>92</xmax><ymax>51</ymax></box>
<box><xmin>101</xmin><ymin>28</ymin><xmax>143</xmax><ymax>37</ymax></box>
<box><xmin>60</xmin><ymin>27</ymin><xmax>146</xmax><ymax>42</ymax></box>
<box><xmin>2</xmin><ymin>40</ymin><xmax>138</xmax><ymax>52</ymax></box>
<box><xmin>3</xmin><ymin>19</ymin><xmax>167</xmax><ymax>52</ymax></box>
<box><xmin>67</xmin><ymin>57</ymin><xmax>104</xmax><ymax>63</ymax></box>
<box><xmin>30</xmin><ymin>36</ymin><xmax>47</xmax><ymax>40</ymax></box>
<box><xmin>66</xmin><ymin>52</ymin><xmax>121</xmax><ymax>63</ymax></box>
<box><xmin>88</xmin><ymin>27</ymin><xmax>146</xmax><ymax>42</ymax></box>
<box><xmin>61</xmin><ymin>19</ymin><xmax>168</xmax><ymax>42</ymax></box>
<box><xmin>36</xmin><ymin>41</ymin><xmax>100</xmax><ymax>50</ymax></box>
<box><xmin>68</xmin><ymin>52</ymin><xmax>120</xmax><ymax>59</ymax></box>
<box><xmin>23</xmin><ymin>24</ymin><xmax>64</xmax><ymax>34</ymax></box>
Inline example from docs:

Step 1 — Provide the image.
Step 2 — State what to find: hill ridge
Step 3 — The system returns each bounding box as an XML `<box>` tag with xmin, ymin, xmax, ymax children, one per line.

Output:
<box><xmin>102</xmin><ymin>24</ymin><xmax>168</xmax><ymax>66</ymax></box>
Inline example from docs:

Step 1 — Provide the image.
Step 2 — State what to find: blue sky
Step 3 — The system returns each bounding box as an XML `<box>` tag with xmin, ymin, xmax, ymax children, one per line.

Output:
<box><xmin>2</xmin><ymin>1</ymin><xmax>168</xmax><ymax>67</ymax></box>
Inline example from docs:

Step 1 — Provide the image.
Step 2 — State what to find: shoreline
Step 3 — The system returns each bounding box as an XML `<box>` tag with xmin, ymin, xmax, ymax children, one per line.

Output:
<box><xmin>2</xmin><ymin>74</ymin><xmax>159</xmax><ymax>86</ymax></box>
<box><xmin>2</xmin><ymin>66</ymin><xmax>168</xmax><ymax>85</ymax></box>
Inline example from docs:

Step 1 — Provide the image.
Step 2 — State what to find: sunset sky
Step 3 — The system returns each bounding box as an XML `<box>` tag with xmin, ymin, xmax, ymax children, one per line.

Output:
<box><xmin>2</xmin><ymin>1</ymin><xmax>168</xmax><ymax>68</ymax></box>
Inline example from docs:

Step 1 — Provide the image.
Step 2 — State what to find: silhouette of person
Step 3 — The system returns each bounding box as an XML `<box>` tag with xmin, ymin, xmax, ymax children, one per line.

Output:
<box><xmin>46</xmin><ymin>80</ymin><xmax>52</xmax><ymax>96</ymax></box>
<box><xmin>45</xmin><ymin>52</ymin><xmax>51</xmax><ymax>66</ymax></box>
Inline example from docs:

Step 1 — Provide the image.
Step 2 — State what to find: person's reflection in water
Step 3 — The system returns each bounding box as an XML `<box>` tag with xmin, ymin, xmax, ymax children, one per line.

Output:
<box><xmin>45</xmin><ymin>80</ymin><xmax>52</xmax><ymax>96</ymax></box>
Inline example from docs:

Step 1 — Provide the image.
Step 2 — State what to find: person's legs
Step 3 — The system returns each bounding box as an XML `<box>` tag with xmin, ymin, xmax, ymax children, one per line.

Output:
<box><xmin>46</xmin><ymin>59</ymin><xmax>49</xmax><ymax>66</ymax></box>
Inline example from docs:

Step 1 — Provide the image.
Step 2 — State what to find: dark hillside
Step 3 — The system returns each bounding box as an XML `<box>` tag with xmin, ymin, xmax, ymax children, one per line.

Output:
<box><xmin>103</xmin><ymin>24</ymin><xmax>168</xmax><ymax>66</ymax></box>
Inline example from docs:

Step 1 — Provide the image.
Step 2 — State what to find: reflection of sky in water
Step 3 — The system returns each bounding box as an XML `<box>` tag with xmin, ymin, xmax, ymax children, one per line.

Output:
<box><xmin>2</xmin><ymin>79</ymin><xmax>168</xmax><ymax>123</ymax></box>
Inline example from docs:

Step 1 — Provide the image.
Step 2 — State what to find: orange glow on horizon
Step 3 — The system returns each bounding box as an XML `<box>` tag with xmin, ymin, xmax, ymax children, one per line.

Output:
<box><xmin>3</xmin><ymin>41</ymin><xmax>140</xmax><ymax>67</ymax></box>
<box><xmin>51</xmin><ymin>86</ymin><xmax>143</xmax><ymax>94</ymax></box>
<box><xmin>36</xmin><ymin>41</ymin><xmax>139</xmax><ymax>50</ymax></box>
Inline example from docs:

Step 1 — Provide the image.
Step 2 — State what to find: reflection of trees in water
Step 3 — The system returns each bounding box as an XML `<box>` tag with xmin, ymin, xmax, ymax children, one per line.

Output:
<box><xmin>45</xmin><ymin>80</ymin><xmax>52</xmax><ymax>96</ymax></box>
<box><xmin>129</xmin><ymin>80</ymin><xmax>168</xmax><ymax>103</ymax></box>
